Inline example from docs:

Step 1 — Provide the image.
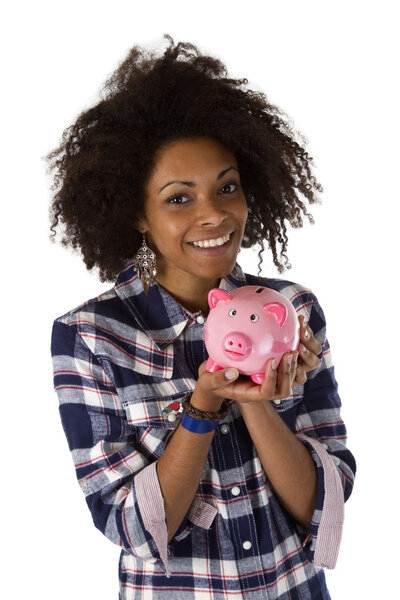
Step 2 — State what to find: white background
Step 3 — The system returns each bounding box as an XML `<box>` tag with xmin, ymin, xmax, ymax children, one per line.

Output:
<box><xmin>2</xmin><ymin>1</ymin><xmax>399</xmax><ymax>597</ymax></box>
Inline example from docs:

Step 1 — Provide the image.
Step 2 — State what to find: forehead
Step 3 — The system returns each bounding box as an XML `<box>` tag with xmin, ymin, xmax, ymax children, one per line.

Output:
<box><xmin>148</xmin><ymin>137</ymin><xmax>238</xmax><ymax>183</ymax></box>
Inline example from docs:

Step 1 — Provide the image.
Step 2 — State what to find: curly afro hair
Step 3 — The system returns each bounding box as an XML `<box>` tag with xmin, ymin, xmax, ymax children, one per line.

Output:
<box><xmin>46</xmin><ymin>34</ymin><xmax>322</xmax><ymax>282</ymax></box>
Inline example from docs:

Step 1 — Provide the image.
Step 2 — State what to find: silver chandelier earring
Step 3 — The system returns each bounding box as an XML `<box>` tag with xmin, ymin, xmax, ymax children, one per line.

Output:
<box><xmin>134</xmin><ymin>234</ymin><xmax>158</xmax><ymax>294</ymax></box>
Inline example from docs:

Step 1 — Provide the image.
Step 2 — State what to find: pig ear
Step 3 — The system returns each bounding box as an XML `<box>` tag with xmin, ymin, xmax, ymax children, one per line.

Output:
<box><xmin>208</xmin><ymin>289</ymin><xmax>232</xmax><ymax>309</ymax></box>
<box><xmin>263</xmin><ymin>302</ymin><xmax>287</xmax><ymax>327</ymax></box>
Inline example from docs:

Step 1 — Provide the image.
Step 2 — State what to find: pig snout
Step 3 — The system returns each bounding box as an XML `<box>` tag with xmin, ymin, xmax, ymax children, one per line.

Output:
<box><xmin>223</xmin><ymin>332</ymin><xmax>252</xmax><ymax>361</ymax></box>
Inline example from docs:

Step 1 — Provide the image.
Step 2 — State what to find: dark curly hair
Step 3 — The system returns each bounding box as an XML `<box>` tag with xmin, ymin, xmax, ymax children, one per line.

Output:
<box><xmin>46</xmin><ymin>34</ymin><xmax>322</xmax><ymax>282</ymax></box>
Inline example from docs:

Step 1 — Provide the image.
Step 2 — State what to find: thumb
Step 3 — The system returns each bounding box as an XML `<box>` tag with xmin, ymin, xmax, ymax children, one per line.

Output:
<box><xmin>212</xmin><ymin>367</ymin><xmax>239</xmax><ymax>389</ymax></box>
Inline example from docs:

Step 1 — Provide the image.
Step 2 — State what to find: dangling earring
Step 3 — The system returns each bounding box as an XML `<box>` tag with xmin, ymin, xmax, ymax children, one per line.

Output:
<box><xmin>134</xmin><ymin>234</ymin><xmax>158</xmax><ymax>294</ymax></box>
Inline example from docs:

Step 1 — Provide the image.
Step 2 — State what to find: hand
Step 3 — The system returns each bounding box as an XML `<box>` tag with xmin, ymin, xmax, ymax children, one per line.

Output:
<box><xmin>293</xmin><ymin>315</ymin><xmax>323</xmax><ymax>387</ymax></box>
<box><xmin>191</xmin><ymin>363</ymin><xmax>242</xmax><ymax>413</ymax></box>
<box><xmin>192</xmin><ymin>317</ymin><xmax>323</xmax><ymax>408</ymax></box>
<box><xmin>191</xmin><ymin>352</ymin><xmax>297</xmax><ymax>407</ymax></box>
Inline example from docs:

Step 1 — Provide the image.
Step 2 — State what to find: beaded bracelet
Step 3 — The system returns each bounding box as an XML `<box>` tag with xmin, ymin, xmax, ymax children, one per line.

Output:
<box><xmin>181</xmin><ymin>395</ymin><xmax>229</xmax><ymax>422</ymax></box>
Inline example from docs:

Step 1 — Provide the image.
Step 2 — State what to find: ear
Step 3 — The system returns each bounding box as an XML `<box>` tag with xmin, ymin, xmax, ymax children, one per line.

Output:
<box><xmin>208</xmin><ymin>289</ymin><xmax>232</xmax><ymax>310</ymax></box>
<box><xmin>263</xmin><ymin>302</ymin><xmax>287</xmax><ymax>327</ymax></box>
<box><xmin>133</xmin><ymin>207</ymin><xmax>149</xmax><ymax>234</ymax></box>
<box><xmin>134</xmin><ymin>218</ymin><xmax>148</xmax><ymax>234</ymax></box>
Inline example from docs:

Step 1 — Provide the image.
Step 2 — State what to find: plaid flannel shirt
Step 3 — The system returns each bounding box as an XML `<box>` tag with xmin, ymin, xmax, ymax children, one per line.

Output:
<box><xmin>51</xmin><ymin>261</ymin><xmax>356</xmax><ymax>599</ymax></box>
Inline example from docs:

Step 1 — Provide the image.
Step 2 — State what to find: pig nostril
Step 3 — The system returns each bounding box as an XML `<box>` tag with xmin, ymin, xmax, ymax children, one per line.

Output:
<box><xmin>239</xmin><ymin>343</ymin><xmax>242</xmax><ymax>348</ymax></box>
<box><xmin>229</xmin><ymin>341</ymin><xmax>233</xmax><ymax>345</ymax></box>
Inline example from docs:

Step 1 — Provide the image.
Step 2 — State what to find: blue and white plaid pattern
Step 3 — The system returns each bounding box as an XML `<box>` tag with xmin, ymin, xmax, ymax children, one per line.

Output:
<box><xmin>51</xmin><ymin>261</ymin><xmax>356</xmax><ymax>599</ymax></box>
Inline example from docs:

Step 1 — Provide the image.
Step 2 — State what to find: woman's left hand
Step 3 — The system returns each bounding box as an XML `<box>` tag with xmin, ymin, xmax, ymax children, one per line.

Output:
<box><xmin>292</xmin><ymin>315</ymin><xmax>323</xmax><ymax>387</ymax></box>
<box><xmin>217</xmin><ymin>316</ymin><xmax>323</xmax><ymax>405</ymax></box>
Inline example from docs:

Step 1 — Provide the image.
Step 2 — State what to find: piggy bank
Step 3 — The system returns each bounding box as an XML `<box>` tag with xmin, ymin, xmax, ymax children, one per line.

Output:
<box><xmin>204</xmin><ymin>285</ymin><xmax>300</xmax><ymax>385</ymax></box>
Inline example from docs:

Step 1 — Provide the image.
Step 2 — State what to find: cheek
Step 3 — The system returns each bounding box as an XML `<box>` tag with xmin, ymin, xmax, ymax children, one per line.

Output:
<box><xmin>236</xmin><ymin>202</ymin><xmax>248</xmax><ymax>231</ymax></box>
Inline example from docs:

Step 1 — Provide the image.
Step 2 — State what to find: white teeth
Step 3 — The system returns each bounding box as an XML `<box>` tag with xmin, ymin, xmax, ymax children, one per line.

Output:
<box><xmin>193</xmin><ymin>233</ymin><xmax>230</xmax><ymax>248</ymax></box>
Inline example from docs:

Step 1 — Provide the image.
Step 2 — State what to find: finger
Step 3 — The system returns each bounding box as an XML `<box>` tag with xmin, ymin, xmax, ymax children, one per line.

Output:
<box><xmin>259</xmin><ymin>358</ymin><xmax>278</xmax><ymax>399</ymax></box>
<box><xmin>291</xmin><ymin>351</ymin><xmax>299</xmax><ymax>385</ymax></box>
<box><xmin>208</xmin><ymin>367</ymin><xmax>240</xmax><ymax>391</ymax></box>
<box><xmin>293</xmin><ymin>362</ymin><xmax>307</xmax><ymax>387</ymax></box>
<box><xmin>276</xmin><ymin>352</ymin><xmax>295</xmax><ymax>399</ymax></box>
<box><xmin>299</xmin><ymin>316</ymin><xmax>323</xmax><ymax>356</ymax></box>
<box><xmin>197</xmin><ymin>362</ymin><xmax>239</xmax><ymax>392</ymax></box>
<box><xmin>193</xmin><ymin>366</ymin><xmax>240</xmax><ymax>411</ymax></box>
<box><xmin>297</xmin><ymin>342</ymin><xmax>321</xmax><ymax>371</ymax></box>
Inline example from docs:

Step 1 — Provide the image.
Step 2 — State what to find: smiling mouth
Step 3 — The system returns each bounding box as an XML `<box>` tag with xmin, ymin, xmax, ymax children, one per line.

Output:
<box><xmin>190</xmin><ymin>232</ymin><xmax>231</xmax><ymax>248</ymax></box>
<box><xmin>225</xmin><ymin>349</ymin><xmax>245</xmax><ymax>356</ymax></box>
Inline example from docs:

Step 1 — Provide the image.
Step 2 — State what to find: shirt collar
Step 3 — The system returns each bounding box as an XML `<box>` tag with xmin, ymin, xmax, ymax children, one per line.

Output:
<box><xmin>114</xmin><ymin>260</ymin><xmax>248</xmax><ymax>350</ymax></box>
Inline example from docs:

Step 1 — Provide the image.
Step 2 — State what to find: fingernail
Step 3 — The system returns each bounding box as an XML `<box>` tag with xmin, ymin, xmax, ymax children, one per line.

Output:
<box><xmin>303</xmin><ymin>318</ymin><xmax>308</xmax><ymax>328</ymax></box>
<box><xmin>287</xmin><ymin>356</ymin><xmax>292</xmax><ymax>369</ymax></box>
<box><xmin>293</xmin><ymin>352</ymin><xmax>298</xmax><ymax>366</ymax></box>
<box><xmin>225</xmin><ymin>369</ymin><xmax>238</xmax><ymax>380</ymax></box>
<box><xmin>304</xmin><ymin>329</ymin><xmax>310</xmax><ymax>340</ymax></box>
<box><xmin>271</xmin><ymin>359</ymin><xmax>277</xmax><ymax>371</ymax></box>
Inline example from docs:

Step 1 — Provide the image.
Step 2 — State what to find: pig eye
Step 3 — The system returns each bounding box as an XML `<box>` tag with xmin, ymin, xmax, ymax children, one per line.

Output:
<box><xmin>228</xmin><ymin>309</ymin><xmax>237</xmax><ymax>317</ymax></box>
<box><xmin>250</xmin><ymin>314</ymin><xmax>259</xmax><ymax>323</ymax></box>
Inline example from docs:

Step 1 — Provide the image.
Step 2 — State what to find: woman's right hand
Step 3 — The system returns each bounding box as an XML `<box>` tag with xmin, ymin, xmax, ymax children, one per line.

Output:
<box><xmin>190</xmin><ymin>363</ymin><xmax>240</xmax><ymax>412</ymax></box>
<box><xmin>191</xmin><ymin>349</ymin><xmax>300</xmax><ymax>412</ymax></box>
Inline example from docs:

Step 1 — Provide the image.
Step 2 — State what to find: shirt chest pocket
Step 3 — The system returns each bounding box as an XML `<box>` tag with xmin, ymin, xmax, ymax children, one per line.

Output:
<box><xmin>123</xmin><ymin>392</ymin><xmax>188</xmax><ymax>430</ymax></box>
<box><xmin>122</xmin><ymin>392</ymin><xmax>189</xmax><ymax>460</ymax></box>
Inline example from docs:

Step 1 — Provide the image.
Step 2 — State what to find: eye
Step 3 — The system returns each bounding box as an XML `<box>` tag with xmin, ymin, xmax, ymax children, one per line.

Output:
<box><xmin>250</xmin><ymin>314</ymin><xmax>259</xmax><ymax>322</ymax></box>
<box><xmin>228</xmin><ymin>309</ymin><xmax>237</xmax><ymax>317</ymax></box>
<box><xmin>166</xmin><ymin>194</ymin><xmax>190</xmax><ymax>205</ymax></box>
<box><xmin>219</xmin><ymin>182</ymin><xmax>240</xmax><ymax>194</ymax></box>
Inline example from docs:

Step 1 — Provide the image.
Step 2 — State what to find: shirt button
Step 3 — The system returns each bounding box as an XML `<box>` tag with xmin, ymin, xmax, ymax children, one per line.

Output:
<box><xmin>220</xmin><ymin>424</ymin><xmax>230</xmax><ymax>434</ymax></box>
<box><xmin>242</xmin><ymin>541</ymin><xmax>252</xmax><ymax>550</ymax></box>
<box><xmin>196</xmin><ymin>315</ymin><xmax>205</xmax><ymax>324</ymax></box>
<box><xmin>231</xmin><ymin>486</ymin><xmax>241</xmax><ymax>496</ymax></box>
<box><xmin>273</xmin><ymin>399</ymin><xmax>282</xmax><ymax>405</ymax></box>
<box><xmin>167</xmin><ymin>413</ymin><xmax>177</xmax><ymax>422</ymax></box>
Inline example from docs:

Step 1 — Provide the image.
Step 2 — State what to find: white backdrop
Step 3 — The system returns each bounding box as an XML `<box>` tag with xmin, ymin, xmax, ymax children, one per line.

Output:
<box><xmin>2</xmin><ymin>1</ymin><xmax>399</xmax><ymax>597</ymax></box>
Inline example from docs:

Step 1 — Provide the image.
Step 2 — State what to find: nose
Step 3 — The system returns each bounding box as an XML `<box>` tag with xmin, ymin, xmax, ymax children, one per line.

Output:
<box><xmin>223</xmin><ymin>332</ymin><xmax>252</xmax><ymax>361</ymax></box>
<box><xmin>196</xmin><ymin>196</ymin><xmax>227</xmax><ymax>228</ymax></box>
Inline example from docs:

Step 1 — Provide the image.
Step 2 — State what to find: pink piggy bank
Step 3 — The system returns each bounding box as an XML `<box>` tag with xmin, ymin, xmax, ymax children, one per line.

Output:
<box><xmin>204</xmin><ymin>285</ymin><xmax>300</xmax><ymax>385</ymax></box>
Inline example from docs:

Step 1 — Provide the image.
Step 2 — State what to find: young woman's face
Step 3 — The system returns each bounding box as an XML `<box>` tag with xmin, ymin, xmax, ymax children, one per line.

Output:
<box><xmin>138</xmin><ymin>136</ymin><xmax>248</xmax><ymax>289</ymax></box>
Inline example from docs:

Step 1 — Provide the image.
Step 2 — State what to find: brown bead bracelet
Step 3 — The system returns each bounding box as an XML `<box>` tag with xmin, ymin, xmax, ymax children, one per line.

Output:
<box><xmin>181</xmin><ymin>395</ymin><xmax>229</xmax><ymax>422</ymax></box>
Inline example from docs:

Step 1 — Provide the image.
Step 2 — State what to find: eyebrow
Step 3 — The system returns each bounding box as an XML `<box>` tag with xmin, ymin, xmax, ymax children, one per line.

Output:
<box><xmin>158</xmin><ymin>166</ymin><xmax>239</xmax><ymax>194</ymax></box>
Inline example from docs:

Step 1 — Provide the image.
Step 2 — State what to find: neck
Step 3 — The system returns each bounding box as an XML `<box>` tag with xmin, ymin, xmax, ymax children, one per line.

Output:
<box><xmin>156</xmin><ymin>274</ymin><xmax>220</xmax><ymax>316</ymax></box>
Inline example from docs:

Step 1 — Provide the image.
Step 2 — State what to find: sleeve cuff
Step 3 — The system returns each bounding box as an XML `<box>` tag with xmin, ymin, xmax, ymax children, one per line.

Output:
<box><xmin>297</xmin><ymin>433</ymin><xmax>345</xmax><ymax>569</ymax></box>
<box><xmin>135</xmin><ymin>463</ymin><xmax>218</xmax><ymax>577</ymax></box>
<box><xmin>135</xmin><ymin>462</ymin><xmax>171</xmax><ymax>577</ymax></box>
<box><xmin>188</xmin><ymin>496</ymin><xmax>218</xmax><ymax>529</ymax></box>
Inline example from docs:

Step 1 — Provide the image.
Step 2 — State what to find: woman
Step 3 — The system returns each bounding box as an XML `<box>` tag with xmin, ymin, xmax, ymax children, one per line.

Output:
<box><xmin>48</xmin><ymin>35</ymin><xmax>356</xmax><ymax>599</ymax></box>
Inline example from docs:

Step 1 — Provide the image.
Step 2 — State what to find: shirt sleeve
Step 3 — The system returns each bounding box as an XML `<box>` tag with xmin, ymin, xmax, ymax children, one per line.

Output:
<box><xmin>51</xmin><ymin>319</ymin><xmax>173</xmax><ymax>575</ymax></box>
<box><xmin>294</xmin><ymin>292</ymin><xmax>356</xmax><ymax>569</ymax></box>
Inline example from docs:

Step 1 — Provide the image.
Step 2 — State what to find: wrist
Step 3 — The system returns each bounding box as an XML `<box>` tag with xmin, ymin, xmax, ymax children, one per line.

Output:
<box><xmin>180</xmin><ymin>412</ymin><xmax>218</xmax><ymax>433</ymax></box>
<box><xmin>190</xmin><ymin>390</ymin><xmax>224</xmax><ymax>413</ymax></box>
<box><xmin>238</xmin><ymin>399</ymin><xmax>270</xmax><ymax>416</ymax></box>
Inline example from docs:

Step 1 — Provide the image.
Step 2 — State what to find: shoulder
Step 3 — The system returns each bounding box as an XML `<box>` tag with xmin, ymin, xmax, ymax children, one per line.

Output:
<box><xmin>51</xmin><ymin>283</ymin><xmax>141</xmax><ymax>359</ymax></box>
<box><xmin>53</xmin><ymin>286</ymin><xmax>120</xmax><ymax>329</ymax></box>
<box><xmin>244</xmin><ymin>272</ymin><xmax>314</xmax><ymax>307</ymax></box>
<box><xmin>243</xmin><ymin>272</ymin><xmax>328</xmax><ymax>337</ymax></box>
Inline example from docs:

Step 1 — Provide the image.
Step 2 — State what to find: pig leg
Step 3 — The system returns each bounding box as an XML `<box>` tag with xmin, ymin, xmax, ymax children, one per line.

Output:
<box><xmin>205</xmin><ymin>358</ymin><xmax>224</xmax><ymax>373</ymax></box>
<box><xmin>250</xmin><ymin>373</ymin><xmax>265</xmax><ymax>385</ymax></box>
